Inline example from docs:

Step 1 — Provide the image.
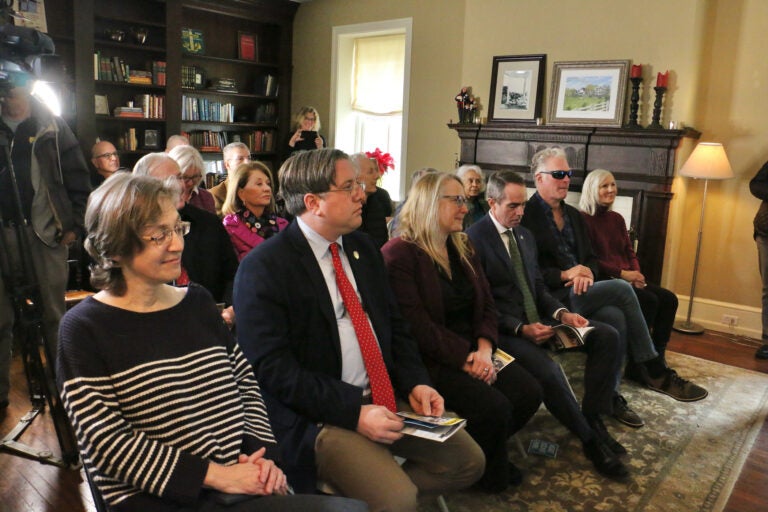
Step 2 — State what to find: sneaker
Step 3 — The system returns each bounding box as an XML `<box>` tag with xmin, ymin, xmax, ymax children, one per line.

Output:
<box><xmin>612</xmin><ymin>394</ymin><xmax>644</xmax><ymax>428</ymax></box>
<box><xmin>756</xmin><ymin>344</ymin><xmax>768</xmax><ymax>359</ymax></box>
<box><xmin>645</xmin><ymin>368</ymin><xmax>708</xmax><ymax>402</ymax></box>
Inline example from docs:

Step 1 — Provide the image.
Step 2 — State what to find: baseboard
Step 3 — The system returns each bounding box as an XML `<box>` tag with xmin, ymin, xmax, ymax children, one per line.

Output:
<box><xmin>676</xmin><ymin>295</ymin><xmax>762</xmax><ymax>339</ymax></box>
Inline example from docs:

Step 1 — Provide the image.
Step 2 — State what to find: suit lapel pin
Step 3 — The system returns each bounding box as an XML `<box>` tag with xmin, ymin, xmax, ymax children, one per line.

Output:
<box><xmin>353</xmin><ymin>251</ymin><xmax>360</xmax><ymax>260</ymax></box>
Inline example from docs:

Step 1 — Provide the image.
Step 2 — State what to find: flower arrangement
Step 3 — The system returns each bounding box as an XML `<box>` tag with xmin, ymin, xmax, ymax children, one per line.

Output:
<box><xmin>365</xmin><ymin>148</ymin><xmax>395</xmax><ymax>176</ymax></box>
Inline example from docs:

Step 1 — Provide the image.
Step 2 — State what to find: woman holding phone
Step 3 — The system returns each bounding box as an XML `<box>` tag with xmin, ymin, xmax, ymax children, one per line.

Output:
<box><xmin>286</xmin><ymin>106</ymin><xmax>325</xmax><ymax>154</ymax></box>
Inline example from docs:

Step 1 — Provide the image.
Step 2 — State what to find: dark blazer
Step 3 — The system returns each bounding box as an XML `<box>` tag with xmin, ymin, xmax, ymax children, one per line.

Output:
<box><xmin>180</xmin><ymin>204</ymin><xmax>239</xmax><ymax>304</ymax></box>
<box><xmin>233</xmin><ymin>221</ymin><xmax>430</xmax><ymax>476</ymax></box>
<box><xmin>466</xmin><ymin>214</ymin><xmax>564</xmax><ymax>336</ymax></box>
<box><xmin>381</xmin><ymin>237</ymin><xmax>498</xmax><ymax>375</ymax></box>
<box><xmin>520</xmin><ymin>193</ymin><xmax>600</xmax><ymax>302</ymax></box>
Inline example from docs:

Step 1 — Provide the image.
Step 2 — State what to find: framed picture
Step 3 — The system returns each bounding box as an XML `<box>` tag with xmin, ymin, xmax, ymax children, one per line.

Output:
<box><xmin>547</xmin><ymin>59</ymin><xmax>630</xmax><ymax>127</ymax></box>
<box><xmin>94</xmin><ymin>94</ymin><xmax>109</xmax><ymax>115</ymax></box>
<box><xmin>143</xmin><ymin>129</ymin><xmax>159</xmax><ymax>149</ymax></box>
<box><xmin>238</xmin><ymin>31</ymin><xmax>258</xmax><ymax>61</ymax></box>
<box><xmin>181</xmin><ymin>27</ymin><xmax>205</xmax><ymax>55</ymax></box>
<box><xmin>488</xmin><ymin>54</ymin><xmax>546</xmax><ymax>123</ymax></box>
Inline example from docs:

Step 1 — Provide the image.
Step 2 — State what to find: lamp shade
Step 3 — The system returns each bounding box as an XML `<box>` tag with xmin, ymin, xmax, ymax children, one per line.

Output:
<box><xmin>678</xmin><ymin>142</ymin><xmax>734</xmax><ymax>180</ymax></box>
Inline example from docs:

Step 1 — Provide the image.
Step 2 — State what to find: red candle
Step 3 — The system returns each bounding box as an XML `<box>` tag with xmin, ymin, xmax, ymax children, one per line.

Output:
<box><xmin>656</xmin><ymin>70</ymin><xmax>669</xmax><ymax>87</ymax></box>
<box><xmin>631</xmin><ymin>64</ymin><xmax>642</xmax><ymax>78</ymax></box>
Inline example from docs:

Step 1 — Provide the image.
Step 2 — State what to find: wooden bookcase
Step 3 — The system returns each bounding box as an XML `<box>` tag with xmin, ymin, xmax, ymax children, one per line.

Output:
<box><xmin>62</xmin><ymin>0</ymin><xmax>297</xmax><ymax>170</ymax></box>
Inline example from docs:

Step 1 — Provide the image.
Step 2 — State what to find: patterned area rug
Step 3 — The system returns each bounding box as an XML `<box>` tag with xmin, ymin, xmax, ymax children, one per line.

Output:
<box><xmin>419</xmin><ymin>351</ymin><xmax>768</xmax><ymax>512</ymax></box>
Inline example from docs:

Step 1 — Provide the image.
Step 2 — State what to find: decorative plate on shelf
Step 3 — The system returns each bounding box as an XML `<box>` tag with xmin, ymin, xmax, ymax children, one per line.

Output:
<box><xmin>181</xmin><ymin>28</ymin><xmax>205</xmax><ymax>55</ymax></box>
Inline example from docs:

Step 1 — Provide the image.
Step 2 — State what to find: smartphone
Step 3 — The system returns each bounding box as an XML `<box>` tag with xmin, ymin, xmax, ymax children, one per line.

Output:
<box><xmin>300</xmin><ymin>130</ymin><xmax>318</xmax><ymax>141</ymax></box>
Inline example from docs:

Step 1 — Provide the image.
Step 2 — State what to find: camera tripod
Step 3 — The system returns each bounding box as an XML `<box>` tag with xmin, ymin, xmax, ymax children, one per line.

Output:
<box><xmin>0</xmin><ymin>134</ymin><xmax>79</xmax><ymax>469</ymax></box>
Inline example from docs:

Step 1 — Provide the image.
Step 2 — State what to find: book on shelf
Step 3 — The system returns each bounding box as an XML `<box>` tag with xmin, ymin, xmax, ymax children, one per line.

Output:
<box><xmin>549</xmin><ymin>324</ymin><xmax>595</xmax><ymax>351</ymax></box>
<box><xmin>397</xmin><ymin>412</ymin><xmax>467</xmax><ymax>443</ymax></box>
<box><xmin>260</xmin><ymin>74</ymin><xmax>278</xmax><ymax>96</ymax></box>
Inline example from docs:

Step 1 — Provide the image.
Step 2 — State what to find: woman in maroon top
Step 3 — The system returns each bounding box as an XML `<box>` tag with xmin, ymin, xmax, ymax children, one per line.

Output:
<box><xmin>579</xmin><ymin>169</ymin><xmax>678</xmax><ymax>369</ymax></box>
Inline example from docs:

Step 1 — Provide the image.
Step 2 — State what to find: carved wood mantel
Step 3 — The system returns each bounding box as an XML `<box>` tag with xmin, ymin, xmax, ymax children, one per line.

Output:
<box><xmin>450</xmin><ymin>123</ymin><xmax>700</xmax><ymax>283</ymax></box>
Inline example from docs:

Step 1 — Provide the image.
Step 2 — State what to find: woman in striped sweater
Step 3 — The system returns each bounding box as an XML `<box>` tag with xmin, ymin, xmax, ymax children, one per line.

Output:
<box><xmin>56</xmin><ymin>173</ymin><xmax>364</xmax><ymax>512</ymax></box>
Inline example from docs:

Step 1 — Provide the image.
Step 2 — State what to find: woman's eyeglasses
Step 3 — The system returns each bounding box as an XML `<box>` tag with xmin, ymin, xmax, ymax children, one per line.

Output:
<box><xmin>142</xmin><ymin>221</ymin><xmax>191</xmax><ymax>246</ymax></box>
<box><xmin>441</xmin><ymin>195</ymin><xmax>469</xmax><ymax>207</ymax></box>
<box><xmin>538</xmin><ymin>170</ymin><xmax>573</xmax><ymax>180</ymax></box>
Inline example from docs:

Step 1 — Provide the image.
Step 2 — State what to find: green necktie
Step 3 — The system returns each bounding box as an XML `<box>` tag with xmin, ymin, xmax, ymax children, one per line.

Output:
<box><xmin>505</xmin><ymin>230</ymin><xmax>541</xmax><ymax>324</ymax></box>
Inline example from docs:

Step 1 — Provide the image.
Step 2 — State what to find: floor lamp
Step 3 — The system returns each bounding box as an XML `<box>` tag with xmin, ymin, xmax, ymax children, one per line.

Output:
<box><xmin>673</xmin><ymin>142</ymin><xmax>734</xmax><ymax>334</ymax></box>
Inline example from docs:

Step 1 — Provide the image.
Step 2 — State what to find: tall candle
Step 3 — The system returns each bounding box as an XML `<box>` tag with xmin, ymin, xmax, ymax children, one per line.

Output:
<box><xmin>656</xmin><ymin>70</ymin><xmax>669</xmax><ymax>87</ymax></box>
<box><xmin>631</xmin><ymin>64</ymin><xmax>642</xmax><ymax>78</ymax></box>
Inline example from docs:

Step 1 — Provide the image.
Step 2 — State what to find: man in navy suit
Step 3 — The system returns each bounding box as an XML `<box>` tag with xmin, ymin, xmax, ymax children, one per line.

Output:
<box><xmin>234</xmin><ymin>149</ymin><xmax>483</xmax><ymax>511</ymax></box>
<box><xmin>467</xmin><ymin>171</ymin><xmax>628</xmax><ymax>478</ymax></box>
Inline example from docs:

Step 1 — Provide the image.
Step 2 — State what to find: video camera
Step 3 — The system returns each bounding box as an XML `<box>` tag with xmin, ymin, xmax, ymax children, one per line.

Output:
<box><xmin>0</xmin><ymin>22</ymin><xmax>61</xmax><ymax>95</ymax></box>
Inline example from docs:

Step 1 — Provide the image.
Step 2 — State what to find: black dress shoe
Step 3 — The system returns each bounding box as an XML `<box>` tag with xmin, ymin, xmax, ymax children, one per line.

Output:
<box><xmin>583</xmin><ymin>438</ymin><xmax>629</xmax><ymax>479</ymax></box>
<box><xmin>587</xmin><ymin>415</ymin><xmax>627</xmax><ymax>455</ymax></box>
<box><xmin>756</xmin><ymin>344</ymin><xmax>768</xmax><ymax>359</ymax></box>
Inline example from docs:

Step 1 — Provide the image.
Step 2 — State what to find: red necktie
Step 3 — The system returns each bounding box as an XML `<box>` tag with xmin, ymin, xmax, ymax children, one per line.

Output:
<box><xmin>329</xmin><ymin>243</ymin><xmax>397</xmax><ymax>412</ymax></box>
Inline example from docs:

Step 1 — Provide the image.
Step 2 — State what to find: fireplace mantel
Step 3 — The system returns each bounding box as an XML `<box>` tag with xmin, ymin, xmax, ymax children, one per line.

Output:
<box><xmin>450</xmin><ymin>123</ymin><xmax>700</xmax><ymax>283</ymax></box>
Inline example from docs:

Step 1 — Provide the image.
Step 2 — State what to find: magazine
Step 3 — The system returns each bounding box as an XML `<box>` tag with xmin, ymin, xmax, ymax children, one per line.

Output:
<box><xmin>549</xmin><ymin>324</ymin><xmax>595</xmax><ymax>351</ymax></box>
<box><xmin>397</xmin><ymin>412</ymin><xmax>467</xmax><ymax>442</ymax></box>
<box><xmin>492</xmin><ymin>348</ymin><xmax>515</xmax><ymax>372</ymax></box>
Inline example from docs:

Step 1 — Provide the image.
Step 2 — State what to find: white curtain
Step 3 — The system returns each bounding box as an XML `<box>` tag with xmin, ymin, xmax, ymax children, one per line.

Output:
<box><xmin>352</xmin><ymin>34</ymin><xmax>405</xmax><ymax>115</ymax></box>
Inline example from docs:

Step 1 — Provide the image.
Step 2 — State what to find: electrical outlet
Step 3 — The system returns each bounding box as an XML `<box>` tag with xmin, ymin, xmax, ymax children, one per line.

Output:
<box><xmin>721</xmin><ymin>314</ymin><xmax>738</xmax><ymax>327</ymax></box>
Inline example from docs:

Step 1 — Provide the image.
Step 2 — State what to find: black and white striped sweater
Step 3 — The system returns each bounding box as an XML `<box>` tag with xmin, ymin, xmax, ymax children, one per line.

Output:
<box><xmin>57</xmin><ymin>284</ymin><xmax>277</xmax><ymax>509</ymax></box>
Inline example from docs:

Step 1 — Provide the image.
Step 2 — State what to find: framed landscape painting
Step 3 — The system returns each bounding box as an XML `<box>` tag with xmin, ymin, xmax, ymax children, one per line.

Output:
<box><xmin>547</xmin><ymin>59</ymin><xmax>630</xmax><ymax>127</ymax></box>
<box><xmin>488</xmin><ymin>54</ymin><xmax>546</xmax><ymax>123</ymax></box>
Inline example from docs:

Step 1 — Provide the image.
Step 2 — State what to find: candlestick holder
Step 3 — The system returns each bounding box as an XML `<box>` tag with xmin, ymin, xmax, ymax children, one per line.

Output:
<box><xmin>625</xmin><ymin>77</ymin><xmax>643</xmax><ymax>128</ymax></box>
<box><xmin>648</xmin><ymin>86</ymin><xmax>667</xmax><ymax>129</ymax></box>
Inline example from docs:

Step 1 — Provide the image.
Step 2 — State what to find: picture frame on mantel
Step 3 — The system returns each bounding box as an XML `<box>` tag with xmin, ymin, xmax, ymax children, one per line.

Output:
<box><xmin>488</xmin><ymin>54</ymin><xmax>546</xmax><ymax>123</ymax></box>
<box><xmin>548</xmin><ymin>59</ymin><xmax>630</xmax><ymax>127</ymax></box>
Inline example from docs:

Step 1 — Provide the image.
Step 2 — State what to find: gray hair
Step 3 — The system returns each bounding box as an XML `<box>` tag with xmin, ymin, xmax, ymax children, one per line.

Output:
<box><xmin>133</xmin><ymin>152</ymin><xmax>176</xmax><ymax>177</ymax></box>
<box><xmin>278</xmin><ymin>148</ymin><xmax>350</xmax><ymax>216</ymax></box>
<box><xmin>223</xmin><ymin>142</ymin><xmax>250</xmax><ymax>160</ymax></box>
<box><xmin>531</xmin><ymin>147</ymin><xmax>569</xmax><ymax>176</ymax></box>
<box><xmin>485</xmin><ymin>171</ymin><xmax>525</xmax><ymax>202</ymax></box>
<box><xmin>168</xmin><ymin>144</ymin><xmax>205</xmax><ymax>186</ymax></box>
<box><xmin>579</xmin><ymin>169</ymin><xmax>615</xmax><ymax>215</ymax></box>
<box><xmin>456</xmin><ymin>164</ymin><xmax>485</xmax><ymax>193</ymax></box>
<box><xmin>165</xmin><ymin>134</ymin><xmax>189</xmax><ymax>151</ymax></box>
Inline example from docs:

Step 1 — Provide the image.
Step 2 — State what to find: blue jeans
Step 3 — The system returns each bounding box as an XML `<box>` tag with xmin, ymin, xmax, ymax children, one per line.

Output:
<box><xmin>569</xmin><ymin>279</ymin><xmax>658</xmax><ymax>364</ymax></box>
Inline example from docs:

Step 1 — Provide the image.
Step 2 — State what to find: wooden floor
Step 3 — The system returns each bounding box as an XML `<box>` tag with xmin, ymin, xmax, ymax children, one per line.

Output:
<box><xmin>1</xmin><ymin>330</ymin><xmax>767</xmax><ymax>512</ymax></box>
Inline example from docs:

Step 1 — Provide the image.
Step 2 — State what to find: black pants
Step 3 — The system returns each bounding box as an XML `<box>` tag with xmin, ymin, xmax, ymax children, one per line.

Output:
<box><xmin>633</xmin><ymin>283</ymin><xmax>678</xmax><ymax>358</ymax></box>
<box><xmin>433</xmin><ymin>361</ymin><xmax>543</xmax><ymax>490</ymax></box>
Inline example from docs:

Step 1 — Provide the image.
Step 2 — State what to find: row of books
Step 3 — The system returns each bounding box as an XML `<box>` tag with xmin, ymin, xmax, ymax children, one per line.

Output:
<box><xmin>134</xmin><ymin>94</ymin><xmax>166</xmax><ymax>119</ymax></box>
<box><xmin>185</xmin><ymin>129</ymin><xmax>275</xmax><ymax>153</ymax></box>
<box><xmin>93</xmin><ymin>53</ymin><xmax>166</xmax><ymax>86</ymax></box>
<box><xmin>181</xmin><ymin>95</ymin><xmax>235</xmax><ymax>123</ymax></box>
<box><xmin>258</xmin><ymin>74</ymin><xmax>279</xmax><ymax>97</ymax></box>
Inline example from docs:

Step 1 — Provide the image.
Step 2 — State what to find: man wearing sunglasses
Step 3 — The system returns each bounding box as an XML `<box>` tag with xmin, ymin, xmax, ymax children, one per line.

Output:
<box><xmin>521</xmin><ymin>147</ymin><xmax>707</xmax><ymax>425</ymax></box>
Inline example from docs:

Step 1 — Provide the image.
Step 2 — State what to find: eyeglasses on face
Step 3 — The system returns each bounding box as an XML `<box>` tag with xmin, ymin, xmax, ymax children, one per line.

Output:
<box><xmin>182</xmin><ymin>174</ymin><xmax>202</xmax><ymax>182</ymax></box>
<box><xmin>142</xmin><ymin>221</ymin><xmax>191</xmax><ymax>246</ymax></box>
<box><xmin>441</xmin><ymin>195</ymin><xmax>469</xmax><ymax>207</ymax></box>
<box><xmin>322</xmin><ymin>181</ymin><xmax>364</xmax><ymax>195</ymax></box>
<box><xmin>304</xmin><ymin>116</ymin><xmax>316</xmax><ymax>122</ymax></box>
<box><xmin>95</xmin><ymin>151</ymin><xmax>119</xmax><ymax>159</ymax></box>
<box><xmin>538</xmin><ymin>170</ymin><xmax>573</xmax><ymax>180</ymax></box>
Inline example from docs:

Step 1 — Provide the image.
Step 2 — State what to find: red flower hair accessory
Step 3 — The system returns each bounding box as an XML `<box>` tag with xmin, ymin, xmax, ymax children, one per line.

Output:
<box><xmin>365</xmin><ymin>148</ymin><xmax>395</xmax><ymax>176</ymax></box>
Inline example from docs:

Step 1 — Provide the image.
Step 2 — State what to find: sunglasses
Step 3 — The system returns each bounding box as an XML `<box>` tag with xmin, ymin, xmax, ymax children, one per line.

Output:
<box><xmin>538</xmin><ymin>170</ymin><xmax>573</xmax><ymax>180</ymax></box>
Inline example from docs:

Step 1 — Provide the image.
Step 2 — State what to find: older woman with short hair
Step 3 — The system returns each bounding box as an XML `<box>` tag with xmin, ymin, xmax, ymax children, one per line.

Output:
<box><xmin>382</xmin><ymin>172</ymin><xmax>542</xmax><ymax>492</ymax></box>
<box><xmin>169</xmin><ymin>144</ymin><xmax>216</xmax><ymax>214</ymax></box>
<box><xmin>57</xmin><ymin>172</ymin><xmax>364</xmax><ymax>512</ymax></box>
<box><xmin>221</xmin><ymin>161</ymin><xmax>289</xmax><ymax>261</ymax></box>
<box><xmin>579</xmin><ymin>169</ymin><xmax>680</xmax><ymax>372</ymax></box>
<box><xmin>456</xmin><ymin>164</ymin><xmax>489</xmax><ymax>229</ymax></box>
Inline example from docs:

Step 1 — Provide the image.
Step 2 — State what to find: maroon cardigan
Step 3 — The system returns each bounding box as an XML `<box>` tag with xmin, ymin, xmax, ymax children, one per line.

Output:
<box><xmin>580</xmin><ymin>207</ymin><xmax>641</xmax><ymax>279</ymax></box>
<box><xmin>381</xmin><ymin>237</ymin><xmax>498</xmax><ymax>373</ymax></box>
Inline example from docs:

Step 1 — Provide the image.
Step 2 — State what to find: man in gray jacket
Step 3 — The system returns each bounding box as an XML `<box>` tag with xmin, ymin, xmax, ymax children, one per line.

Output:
<box><xmin>0</xmin><ymin>83</ymin><xmax>90</xmax><ymax>410</ymax></box>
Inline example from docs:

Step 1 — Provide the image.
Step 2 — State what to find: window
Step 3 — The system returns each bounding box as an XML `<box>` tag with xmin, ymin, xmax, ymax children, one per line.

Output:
<box><xmin>332</xmin><ymin>19</ymin><xmax>411</xmax><ymax>200</ymax></box>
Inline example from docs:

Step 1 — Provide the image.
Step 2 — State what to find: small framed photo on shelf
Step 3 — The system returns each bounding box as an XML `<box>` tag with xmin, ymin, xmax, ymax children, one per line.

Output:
<box><xmin>547</xmin><ymin>59</ymin><xmax>630</xmax><ymax>127</ymax></box>
<box><xmin>238</xmin><ymin>31</ymin><xmax>258</xmax><ymax>61</ymax></box>
<box><xmin>94</xmin><ymin>94</ymin><xmax>109</xmax><ymax>115</ymax></box>
<box><xmin>488</xmin><ymin>54</ymin><xmax>546</xmax><ymax>123</ymax></box>
<box><xmin>181</xmin><ymin>27</ymin><xmax>205</xmax><ymax>55</ymax></box>
<box><xmin>143</xmin><ymin>129</ymin><xmax>159</xmax><ymax>149</ymax></box>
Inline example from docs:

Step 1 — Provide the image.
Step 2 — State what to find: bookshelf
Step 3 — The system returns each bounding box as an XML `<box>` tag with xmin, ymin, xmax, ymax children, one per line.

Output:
<box><xmin>66</xmin><ymin>0</ymin><xmax>297</xmax><ymax>170</ymax></box>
